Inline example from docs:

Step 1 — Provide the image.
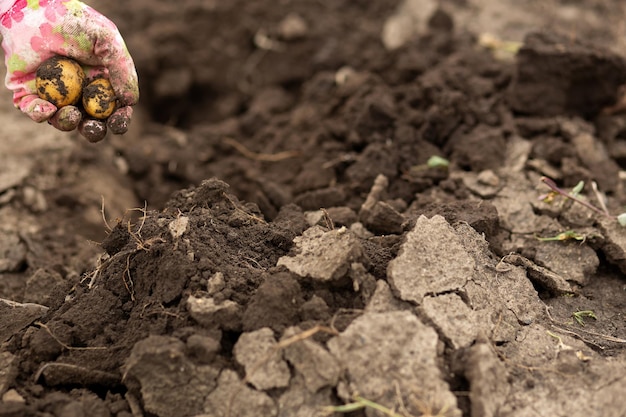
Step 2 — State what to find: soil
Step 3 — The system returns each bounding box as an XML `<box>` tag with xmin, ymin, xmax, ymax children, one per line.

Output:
<box><xmin>3</xmin><ymin>1</ymin><xmax>626</xmax><ymax>416</ymax></box>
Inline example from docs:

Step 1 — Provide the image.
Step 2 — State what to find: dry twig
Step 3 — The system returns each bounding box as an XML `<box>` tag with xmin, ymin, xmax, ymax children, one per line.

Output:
<box><xmin>222</xmin><ymin>137</ymin><xmax>300</xmax><ymax>162</ymax></box>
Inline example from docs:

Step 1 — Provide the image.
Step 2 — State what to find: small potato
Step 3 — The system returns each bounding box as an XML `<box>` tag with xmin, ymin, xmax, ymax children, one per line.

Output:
<box><xmin>36</xmin><ymin>56</ymin><xmax>85</xmax><ymax>108</ymax></box>
<box><xmin>79</xmin><ymin>118</ymin><xmax>107</xmax><ymax>143</ymax></box>
<box><xmin>107</xmin><ymin>107</ymin><xmax>133</xmax><ymax>135</ymax></box>
<box><xmin>82</xmin><ymin>78</ymin><xmax>116</xmax><ymax>119</ymax></box>
<box><xmin>48</xmin><ymin>105</ymin><xmax>82</xmax><ymax>131</ymax></box>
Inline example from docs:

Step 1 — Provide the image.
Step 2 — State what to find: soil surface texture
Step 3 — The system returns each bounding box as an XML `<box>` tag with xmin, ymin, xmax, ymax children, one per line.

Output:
<box><xmin>3</xmin><ymin>1</ymin><xmax>626</xmax><ymax>417</ymax></box>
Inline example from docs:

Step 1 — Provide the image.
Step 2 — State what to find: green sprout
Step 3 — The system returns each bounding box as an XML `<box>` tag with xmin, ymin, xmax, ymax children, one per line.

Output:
<box><xmin>426</xmin><ymin>155</ymin><xmax>449</xmax><ymax>169</ymax></box>
<box><xmin>478</xmin><ymin>33</ymin><xmax>523</xmax><ymax>62</ymax></box>
<box><xmin>572</xmin><ymin>310</ymin><xmax>597</xmax><ymax>326</ymax></box>
<box><xmin>405</xmin><ymin>156</ymin><xmax>450</xmax><ymax>177</ymax></box>
<box><xmin>322</xmin><ymin>395</ymin><xmax>452</xmax><ymax>417</ymax></box>
<box><xmin>536</xmin><ymin>230</ymin><xmax>585</xmax><ymax>242</ymax></box>
<box><xmin>323</xmin><ymin>396</ymin><xmax>404</xmax><ymax>417</ymax></box>
<box><xmin>570</xmin><ymin>180</ymin><xmax>584</xmax><ymax>197</ymax></box>
<box><xmin>540</xmin><ymin>177</ymin><xmax>626</xmax><ymax>226</ymax></box>
<box><xmin>540</xmin><ymin>177</ymin><xmax>608</xmax><ymax>217</ymax></box>
<box><xmin>546</xmin><ymin>330</ymin><xmax>568</xmax><ymax>349</ymax></box>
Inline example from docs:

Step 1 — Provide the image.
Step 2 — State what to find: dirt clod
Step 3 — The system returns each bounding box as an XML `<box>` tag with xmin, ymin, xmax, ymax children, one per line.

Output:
<box><xmin>234</xmin><ymin>327</ymin><xmax>291</xmax><ymax>390</ymax></box>
<box><xmin>508</xmin><ymin>31</ymin><xmax>626</xmax><ymax>117</ymax></box>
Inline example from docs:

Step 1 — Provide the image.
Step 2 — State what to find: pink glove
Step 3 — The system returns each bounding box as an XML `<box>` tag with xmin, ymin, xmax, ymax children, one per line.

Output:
<box><xmin>0</xmin><ymin>0</ymin><xmax>139</xmax><ymax>134</ymax></box>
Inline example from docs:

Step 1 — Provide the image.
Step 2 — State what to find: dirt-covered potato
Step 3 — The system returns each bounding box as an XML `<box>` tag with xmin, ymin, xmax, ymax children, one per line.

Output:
<box><xmin>78</xmin><ymin>118</ymin><xmax>108</xmax><ymax>143</ymax></box>
<box><xmin>82</xmin><ymin>78</ymin><xmax>117</xmax><ymax>119</ymax></box>
<box><xmin>36</xmin><ymin>56</ymin><xmax>85</xmax><ymax>108</ymax></box>
<box><xmin>48</xmin><ymin>105</ymin><xmax>82</xmax><ymax>131</ymax></box>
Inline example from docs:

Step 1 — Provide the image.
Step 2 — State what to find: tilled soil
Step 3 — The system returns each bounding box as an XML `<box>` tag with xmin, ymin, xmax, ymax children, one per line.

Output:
<box><xmin>2</xmin><ymin>1</ymin><xmax>626</xmax><ymax>416</ymax></box>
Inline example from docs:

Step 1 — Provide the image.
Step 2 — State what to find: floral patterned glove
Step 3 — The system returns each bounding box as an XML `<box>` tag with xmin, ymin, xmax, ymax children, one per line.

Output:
<box><xmin>0</xmin><ymin>0</ymin><xmax>139</xmax><ymax>135</ymax></box>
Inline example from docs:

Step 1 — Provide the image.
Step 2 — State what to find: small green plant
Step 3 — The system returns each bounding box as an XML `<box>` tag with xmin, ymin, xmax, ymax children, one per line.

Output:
<box><xmin>572</xmin><ymin>310</ymin><xmax>597</xmax><ymax>326</ymax></box>
<box><xmin>536</xmin><ymin>230</ymin><xmax>586</xmax><ymax>242</ymax></box>
<box><xmin>323</xmin><ymin>396</ymin><xmax>404</xmax><ymax>417</ymax></box>
<box><xmin>540</xmin><ymin>177</ymin><xmax>626</xmax><ymax>226</ymax></box>
<box><xmin>426</xmin><ymin>155</ymin><xmax>449</xmax><ymax>169</ymax></box>
<box><xmin>404</xmin><ymin>156</ymin><xmax>449</xmax><ymax>179</ymax></box>
<box><xmin>322</xmin><ymin>395</ymin><xmax>453</xmax><ymax>417</ymax></box>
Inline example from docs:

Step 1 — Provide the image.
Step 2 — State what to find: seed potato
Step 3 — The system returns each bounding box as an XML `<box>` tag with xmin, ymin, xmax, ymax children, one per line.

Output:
<box><xmin>78</xmin><ymin>118</ymin><xmax>108</xmax><ymax>143</ymax></box>
<box><xmin>49</xmin><ymin>105</ymin><xmax>82</xmax><ymax>131</ymax></box>
<box><xmin>83</xmin><ymin>78</ymin><xmax>117</xmax><ymax>119</ymax></box>
<box><xmin>36</xmin><ymin>56</ymin><xmax>85</xmax><ymax>108</ymax></box>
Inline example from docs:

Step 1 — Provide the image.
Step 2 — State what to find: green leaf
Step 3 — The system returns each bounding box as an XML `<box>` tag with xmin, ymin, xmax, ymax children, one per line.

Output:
<box><xmin>427</xmin><ymin>155</ymin><xmax>449</xmax><ymax>168</ymax></box>
<box><xmin>572</xmin><ymin>310</ymin><xmax>597</xmax><ymax>326</ymax></box>
<box><xmin>536</xmin><ymin>230</ymin><xmax>585</xmax><ymax>242</ymax></box>
<box><xmin>570</xmin><ymin>180</ymin><xmax>584</xmax><ymax>196</ymax></box>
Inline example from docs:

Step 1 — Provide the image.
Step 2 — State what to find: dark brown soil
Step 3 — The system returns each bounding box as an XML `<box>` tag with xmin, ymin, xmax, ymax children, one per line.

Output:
<box><xmin>2</xmin><ymin>1</ymin><xmax>626</xmax><ymax>416</ymax></box>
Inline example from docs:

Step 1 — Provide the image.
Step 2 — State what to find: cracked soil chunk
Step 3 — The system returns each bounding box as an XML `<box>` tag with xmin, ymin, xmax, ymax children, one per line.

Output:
<box><xmin>204</xmin><ymin>370</ymin><xmax>278</xmax><ymax>417</ymax></box>
<box><xmin>508</xmin><ymin>31</ymin><xmax>626</xmax><ymax>118</ymax></box>
<box><xmin>282</xmin><ymin>326</ymin><xmax>341</xmax><ymax>393</ymax></box>
<box><xmin>124</xmin><ymin>336</ymin><xmax>219</xmax><ymax>417</ymax></box>
<box><xmin>234</xmin><ymin>327</ymin><xmax>291</xmax><ymax>390</ymax></box>
<box><xmin>465</xmin><ymin>342</ymin><xmax>509</xmax><ymax>417</ymax></box>
<box><xmin>0</xmin><ymin>299</ymin><xmax>48</xmax><ymax>343</ymax></box>
<box><xmin>387</xmin><ymin>215</ymin><xmax>474</xmax><ymax>304</ymax></box>
<box><xmin>422</xmin><ymin>293</ymin><xmax>478</xmax><ymax>349</ymax></box>
<box><xmin>327</xmin><ymin>310</ymin><xmax>460</xmax><ymax>417</ymax></box>
<box><xmin>277</xmin><ymin>225</ymin><xmax>364</xmax><ymax>282</ymax></box>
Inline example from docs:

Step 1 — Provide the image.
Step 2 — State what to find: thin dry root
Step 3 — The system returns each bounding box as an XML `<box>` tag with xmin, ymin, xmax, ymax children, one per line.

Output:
<box><xmin>34</xmin><ymin>321</ymin><xmax>107</xmax><ymax>351</ymax></box>
<box><xmin>122</xmin><ymin>254</ymin><xmax>136</xmax><ymax>301</ymax></box>
<box><xmin>222</xmin><ymin>137</ymin><xmax>300</xmax><ymax>162</ymax></box>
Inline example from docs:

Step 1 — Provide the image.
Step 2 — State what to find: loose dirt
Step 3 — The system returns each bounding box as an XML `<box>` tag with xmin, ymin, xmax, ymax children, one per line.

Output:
<box><xmin>2</xmin><ymin>1</ymin><xmax>626</xmax><ymax>416</ymax></box>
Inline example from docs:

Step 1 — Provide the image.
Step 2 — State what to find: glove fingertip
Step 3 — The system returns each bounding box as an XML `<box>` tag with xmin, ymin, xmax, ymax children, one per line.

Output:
<box><xmin>24</xmin><ymin>100</ymin><xmax>58</xmax><ymax>123</ymax></box>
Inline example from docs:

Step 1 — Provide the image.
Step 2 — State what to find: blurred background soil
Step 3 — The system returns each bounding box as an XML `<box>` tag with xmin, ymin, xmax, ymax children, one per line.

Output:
<box><xmin>2</xmin><ymin>1</ymin><xmax>626</xmax><ymax>416</ymax></box>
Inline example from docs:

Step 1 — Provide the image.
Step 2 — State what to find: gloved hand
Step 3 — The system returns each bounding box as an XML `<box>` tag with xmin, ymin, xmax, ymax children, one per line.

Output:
<box><xmin>0</xmin><ymin>0</ymin><xmax>139</xmax><ymax>137</ymax></box>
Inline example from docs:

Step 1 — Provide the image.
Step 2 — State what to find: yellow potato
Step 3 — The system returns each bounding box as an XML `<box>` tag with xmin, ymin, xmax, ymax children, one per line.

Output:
<box><xmin>82</xmin><ymin>78</ymin><xmax>117</xmax><ymax>119</ymax></box>
<box><xmin>36</xmin><ymin>56</ymin><xmax>85</xmax><ymax>108</ymax></box>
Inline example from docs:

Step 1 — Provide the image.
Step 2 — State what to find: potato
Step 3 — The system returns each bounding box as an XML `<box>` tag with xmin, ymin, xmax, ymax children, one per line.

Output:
<box><xmin>82</xmin><ymin>78</ymin><xmax>116</xmax><ymax>119</ymax></box>
<box><xmin>48</xmin><ymin>105</ymin><xmax>82</xmax><ymax>131</ymax></box>
<box><xmin>78</xmin><ymin>118</ymin><xmax>107</xmax><ymax>143</ymax></box>
<box><xmin>36</xmin><ymin>56</ymin><xmax>85</xmax><ymax>108</ymax></box>
<box><xmin>107</xmin><ymin>106</ymin><xmax>132</xmax><ymax>135</ymax></box>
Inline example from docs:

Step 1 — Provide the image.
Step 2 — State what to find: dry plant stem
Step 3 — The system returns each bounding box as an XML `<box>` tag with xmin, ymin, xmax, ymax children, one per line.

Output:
<box><xmin>591</xmin><ymin>181</ymin><xmax>610</xmax><ymax>215</ymax></box>
<box><xmin>350</xmin><ymin>396</ymin><xmax>405</xmax><ymax>417</ymax></box>
<box><xmin>85</xmin><ymin>202</ymin><xmax>157</xmax><ymax>293</ymax></box>
<box><xmin>320</xmin><ymin>208</ymin><xmax>335</xmax><ymax>230</ymax></box>
<box><xmin>126</xmin><ymin>202</ymin><xmax>149</xmax><ymax>238</ymax></box>
<box><xmin>123</xmin><ymin>255</ymin><xmax>136</xmax><ymax>301</ymax></box>
<box><xmin>222</xmin><ymin>137</ymin><xmax>300</xmax><ymax>161</ymax></box>
<box><xmin>324</xmin><ymin>395</ymin><xmax>452</xmax><ymax>417</ymax></box>
<box><xmin>35</xmin><ymin>321</ymin><xmax>107</xmax><ymax>351</ymax></box>
<box><xmin>541</xmin><ymin>176</ymin><xmax>614</xmax><ymax>219</ymax></box>
<box><xmin>394</xmin><ymin>381</ymin><xmax>411</xmax><ymax>416</ymax></box>
<box><xmin>222</xmin><ymin>192</ymin><xmax>266</xmax><ymax>224</ymax></box>
<box><xmin>241</xmin><ymin>325</ymin><xmax>339</xmax><ymax>386</ymax></box>
<box><xmin>323</xmin><ymin>396</ymin><xmax>405</xmax><ymax>417</ymax></box>
<box><xmin>144</xmin><ymin>305</ymin><xmax>183</xmax><ymax>319</ymax></box>
<box><xmin>33</xmin><ymin>363</ymin><xmax>112</xmax><ymax>383</ymax></box>
<box><xmin>101</xmin><ymin>195</ymin><xmax>112</xmax><ymax>232</ymax></box>
<box><xmin>330</xmin><ymin>308</ymin><xmax>364</xmax><ymax>329</ymax></box>
<box><xmin>125</xmin><ymin>392</ymin><xmax>145</xmax><ymax>417</ymax></box>
<box><xmin>544</xmin><ymin>305</ymin><xmax>626</xmax><ymax>347</ymax></box>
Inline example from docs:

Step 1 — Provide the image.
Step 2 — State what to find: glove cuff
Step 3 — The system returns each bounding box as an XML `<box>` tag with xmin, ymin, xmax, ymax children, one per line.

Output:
<box><xmin>0</xmin><ymin>1</ymin><xmax>17</xmax><ymax>17</ymax></box>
